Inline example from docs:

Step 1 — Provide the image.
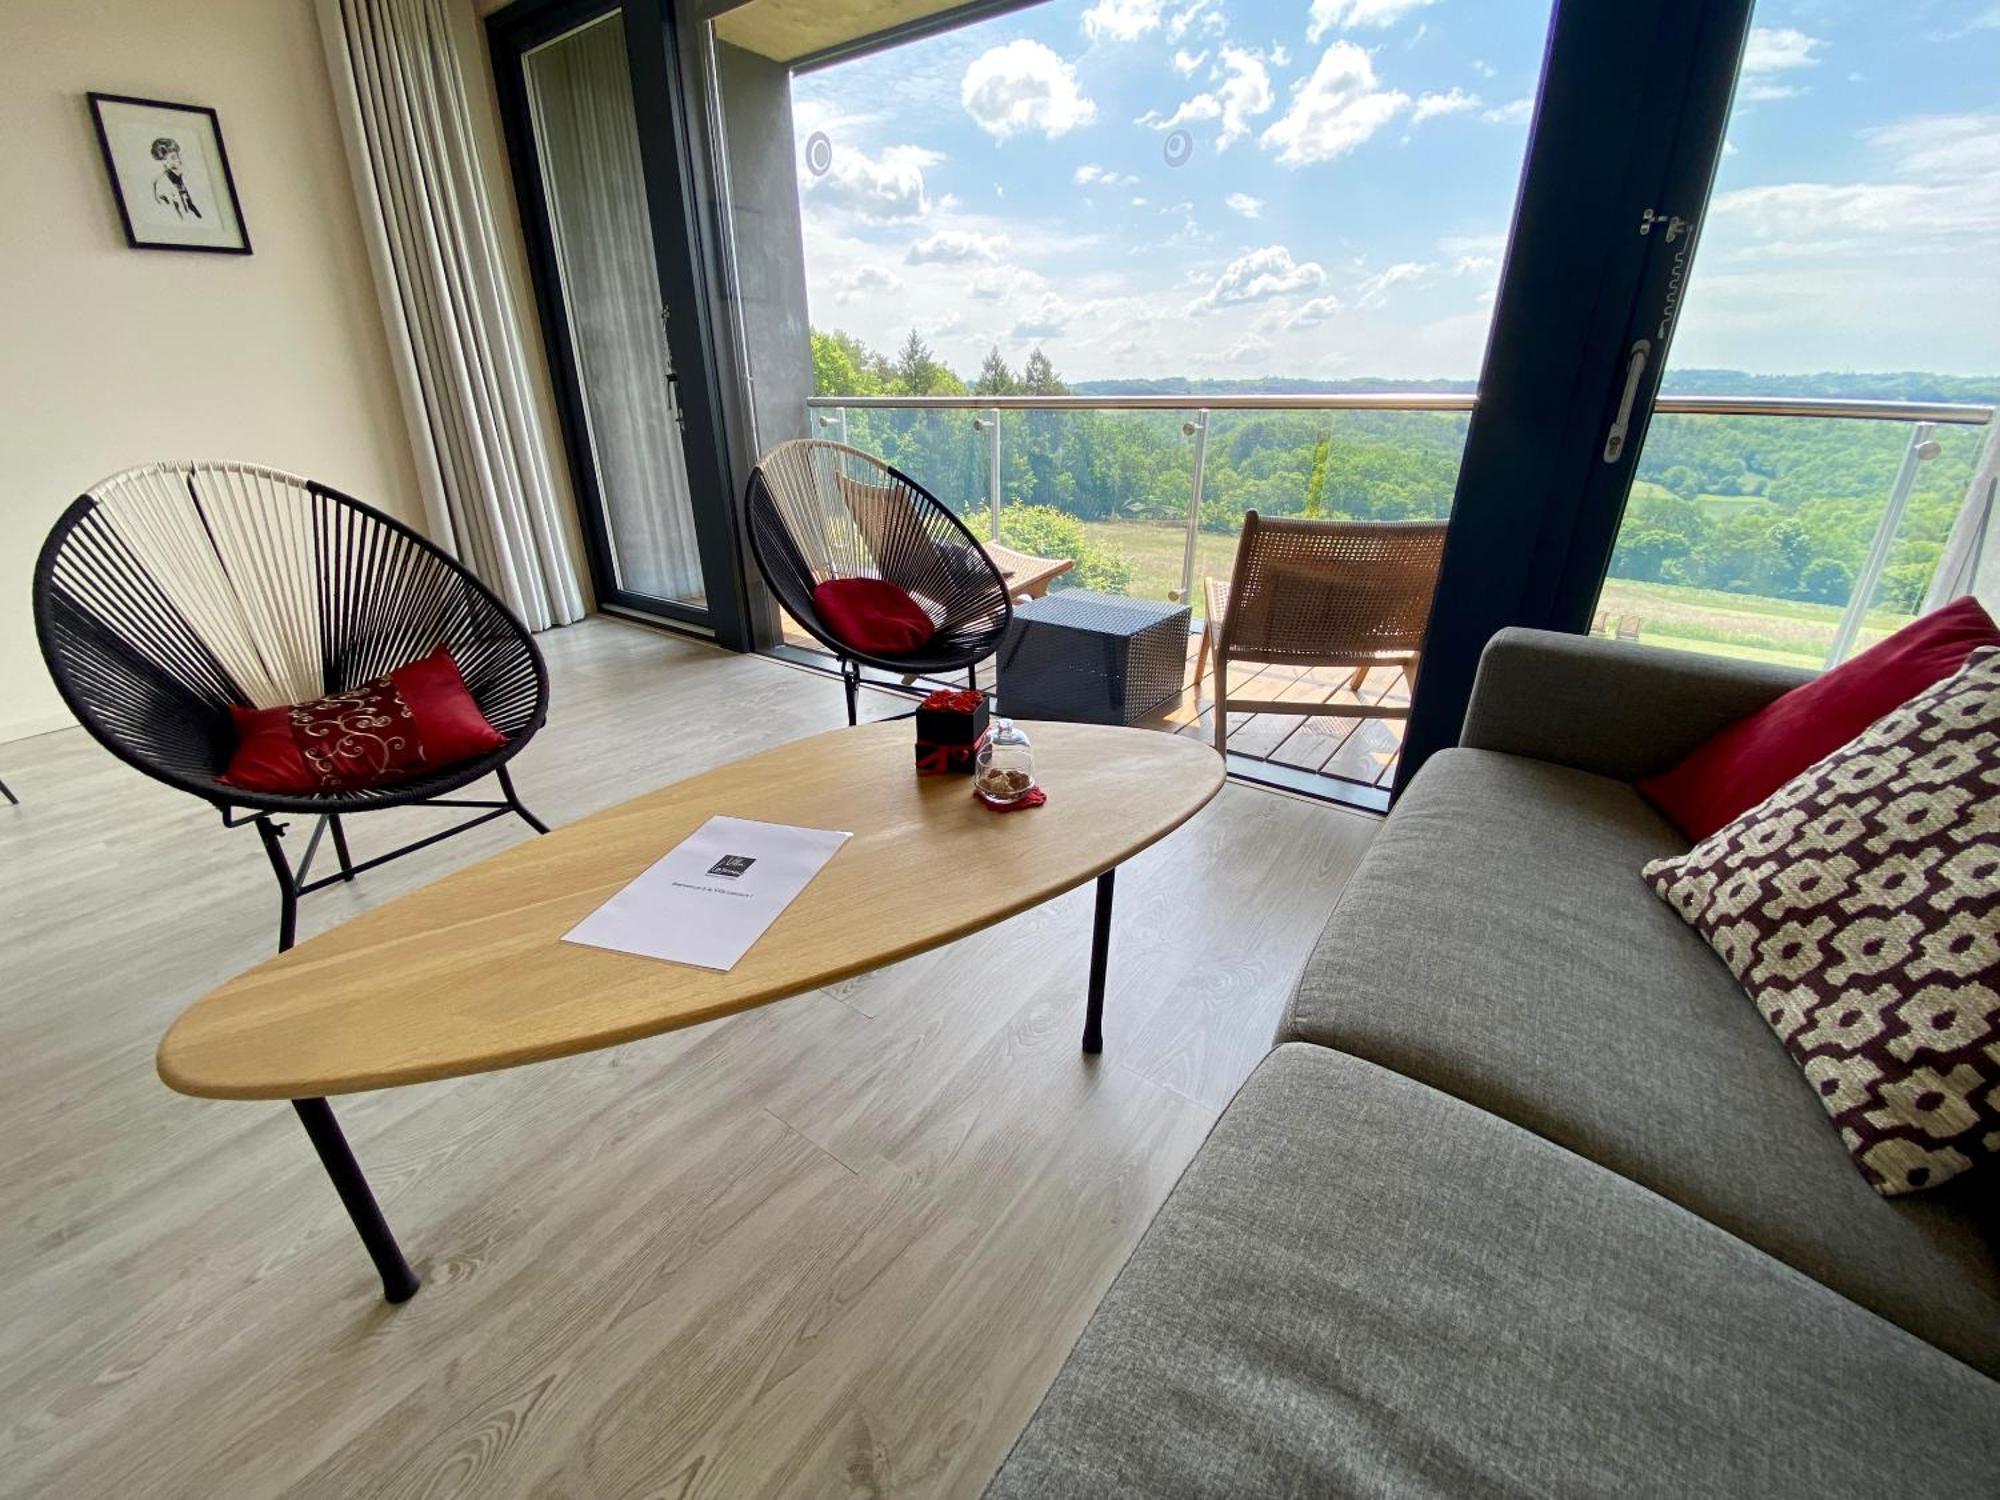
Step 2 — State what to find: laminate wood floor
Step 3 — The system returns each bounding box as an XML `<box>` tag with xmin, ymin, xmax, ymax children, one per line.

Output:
<box><xmin>0</xmin><ymin>616</ymin><xmax>1378</xmax><ymax>1499</ymax></box>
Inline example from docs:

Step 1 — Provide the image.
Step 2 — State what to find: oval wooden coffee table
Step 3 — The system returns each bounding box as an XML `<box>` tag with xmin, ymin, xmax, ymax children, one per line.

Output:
<box><xmin>160</xmin><ymin>719</ymin><xmax>1224</xmax><ymax>1302</ymax></box>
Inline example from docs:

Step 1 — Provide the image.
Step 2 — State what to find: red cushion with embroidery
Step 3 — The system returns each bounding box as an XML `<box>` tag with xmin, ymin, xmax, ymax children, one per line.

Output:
<box><xmin>811</xmin><ymin>577</ymin><xmax>936</xmax><ymax>657</ymax></box>
<box><xmin>221</xmin><ymin>647</ymin><xmax>506</xmax><ymax>795</ymax></box>
<box><xmin>1636</xmin><ymin>595</ymin><xmax>2000</xmax><ymax>840</ymax></box>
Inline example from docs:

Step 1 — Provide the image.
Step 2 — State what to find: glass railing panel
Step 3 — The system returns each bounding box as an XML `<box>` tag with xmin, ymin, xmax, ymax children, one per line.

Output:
<box><xmin>1600</xmin><ymin>413</ymin><xmax>1990</xmax><ymax>669</ymax></box>
<box><xmin>995</xmin><ymin>406</ymin><xmax>1192</xmax><ymax>605</ymax></box>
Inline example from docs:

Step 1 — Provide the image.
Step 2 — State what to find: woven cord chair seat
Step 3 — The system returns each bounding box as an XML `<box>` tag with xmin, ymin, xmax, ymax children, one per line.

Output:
<box><xmin>36</xmin><ymin>462</ymin><xmax>548</xmax><ymax>815</ymax></box>
<box><xmin>745</xmin><ymin>440</ymin><xmax>1012</xmax><ymax>721</ymax></box>
<box><xmin>35</xmin><ymin>462</ymin><xmax>551</xmax><ymax>951</ymax></box>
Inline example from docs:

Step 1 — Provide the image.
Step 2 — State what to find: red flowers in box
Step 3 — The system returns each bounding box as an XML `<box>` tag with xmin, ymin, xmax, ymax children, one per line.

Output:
<box><xmin>915</xmin><ymin>687</ymin><xmax>990</xmax><ymax>775</ymax></box>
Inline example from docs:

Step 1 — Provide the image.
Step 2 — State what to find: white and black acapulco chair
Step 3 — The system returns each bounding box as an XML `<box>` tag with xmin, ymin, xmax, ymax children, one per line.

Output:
<box><xmin>33</xmin><ymin>461</ymin><xmax>551</xmax><ymax>956</ymax></box>
<box><xmin>744</xmin><ymin>439</ymin><xmax>1013</xmax><ymax>723</ymax></box>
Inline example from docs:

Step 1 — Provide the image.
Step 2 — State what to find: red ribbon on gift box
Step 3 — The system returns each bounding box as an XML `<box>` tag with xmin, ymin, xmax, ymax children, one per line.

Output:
<box><xmin>916</xmin><ymin>730</ymin><xmax>989</xmax><ymax>775</ymax></box>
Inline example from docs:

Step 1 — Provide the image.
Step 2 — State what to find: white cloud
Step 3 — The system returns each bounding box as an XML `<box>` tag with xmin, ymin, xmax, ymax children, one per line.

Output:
<box><xmin>1082</xmin><ymin>0</ymin><xmax>1166</xmax><ymax>43</ymax></box>
<box><xmin>1140</xmin><ymin>94</ymin><xmax>1221</xmax><ymax>129</ymax></box>
<box><xmin>1439</xmin><ymin>232</ymin><xmax>1503</xmax><ymax>278</ymax></box>
<box><xmin>1012</xmin><ymin>293</ymin><xmax>1074</xmax><ymax>339</ymax></box>
<box><xmin>1138</xmin><ymin>45</ymin><xmax>1275</xmax><ymax>151</ymax></box>
<box><xmin>1166</xmin><ymin>0</ymin><xmax>1224</xmax><ymax>41</ymax></box>
<box><xmin>961</xmin><ymin>40</ymin><xmax>1098</xmax><ymax>141</ymax></box>
<box><xmin>1260</xmin><ymin>42</ymin><xmax>1411</xmax><ymax>166</ymax></box>
<box><xmin>1734</xmin><ymin>29</ymin><xmax>1822</xmax><ymax>102</ymax></box>
<box><xmin>1075</xmin><ymin>163</ymin><xmax>1140</xmax><ymax>187</ymax></box>
<box><xmin>907</xmin><ymin>230</ymin><xmax>1007</xmax><ymax>264</ymax></box>
<box><xmin>1191</xmin><ymin>244</ymin><xmax>1327</xmax><ymax>311</ymax></box>
<box><xmin>1307</xmin><ymin>0</ymin><xmax>1435</xmax><ymax>40</ymax></box>
<box><xmin>1353</xmin><ymin>260</ymin><xmax>1429</xmax><ymax>307</ymax></box>
<box><xmin>1706</xmin><ymin>113</ymin><xmax>2000</xmax><ymax>256</ymax></box>
<box><xmin>1863</xmin><ymin>112</ymin><xmax>2000</xmax><ymax>182</ymax></box>
<box><xmin>1481</xmin><ymin>96</ymin><xmax>1533</xmax><ymax>125</ymax></box>
<box><xmin>832</xmin><ymin>264</ymin><xmax>905</xmax><ymax>302</ymax></box>
<box><xmin>1224</xmin><ymin>191</ymin><xmax>1264</xmax><ymax>218</ymax></box>
<box><xmin>1288</xmin><ymin>294</ymin><xmax>1342</xmax><ymax>328</ymax></box>
<box><xmin>1227</xmin><ymin>334</ymin><xmax>1273</xmax><ymax>364</ymax></box>
<box><xmin>1742</xmin><ymin>26</ymin><xmax>1823</xmax><ymax>74</ymax></box>
<box><xmin>1738</xmin><ymin>81</ymin><xmax>1804</xmax><ymax>104</ymax></box>
<box><xmin>1172</xmin><ymin>47</ymin><xmax>1209</xmax><ymax>76</ymax></box>
<box><xmin>1412</xmin><ymin>88</ymin><xmax>1480</xmax><ymax>124</ymax></box>
<box><xmin>1213</xmin><ymin>47</ymin><xmax>1276</xmax><ymax>150</ymax></box>
<box><xmin>1470</xmin><ymin>58</ymin><xmax>1496</xmax><ymax>79</ymax></box>
<box><xmin>805</xmin><ymin>143</ymin><xmax>943</xmax><ymax>222</ymax></box>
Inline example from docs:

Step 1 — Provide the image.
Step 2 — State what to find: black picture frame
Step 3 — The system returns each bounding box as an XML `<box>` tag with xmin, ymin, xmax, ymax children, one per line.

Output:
<box><xmin>87</xmin><ymin>91</ymin><xmax>252</xmax><ymax>255</ymax></box>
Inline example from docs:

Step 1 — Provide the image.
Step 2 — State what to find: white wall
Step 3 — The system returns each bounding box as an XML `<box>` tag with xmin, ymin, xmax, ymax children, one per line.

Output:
<box><xmin>0</xmin><ymin>0</ymin><xmax>430</xmax><ymax>742</ymax></box>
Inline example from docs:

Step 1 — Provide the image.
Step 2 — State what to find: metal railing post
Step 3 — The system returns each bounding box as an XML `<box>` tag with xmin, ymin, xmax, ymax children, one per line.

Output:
<box><xmin>1177</xmin><ymin>410</ymin><xmax>1210</xmax><ymax>603</ymax></box>
<box><xmin>983</xmin><ymin>408</ymin><xmax>1002</xmax><ymax>538</ymax></box>
<box><xmin>813</xmin><ymin>407</ymin><xmax>848</xmax><ymax>446</ymax></box>
<box><xmin>1826</xmin><ymin>421</ymin><xmax>1938</xmax><ymax>667</ymax></box>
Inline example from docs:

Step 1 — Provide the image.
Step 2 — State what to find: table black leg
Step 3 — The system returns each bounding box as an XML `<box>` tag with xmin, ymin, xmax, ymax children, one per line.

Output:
<box><xmin>1084</xmin><ymin>869</ymin><xmax>1115</xmax><ymax>1054</ymax></box>
<box><xmin>292</xmin><ymin>1097</ymin><xmax>420</xmax><ymax>1304</ymax></box>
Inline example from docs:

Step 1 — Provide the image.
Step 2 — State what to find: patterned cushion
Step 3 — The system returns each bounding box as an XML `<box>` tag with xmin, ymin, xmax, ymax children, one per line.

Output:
<box><xmin>221</xmin><ymin>647</ymin><xmax>505</xmax><ymax>795</ymax></box>
<box><xmin>1642</xmin><ymin>646</ymin><xmax>2000</xmax><ymax>1196</ymax></box>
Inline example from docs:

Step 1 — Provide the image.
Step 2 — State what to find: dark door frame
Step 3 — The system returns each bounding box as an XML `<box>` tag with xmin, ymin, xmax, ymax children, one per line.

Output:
<box><xmin>488</xmin><ymin>0</ymin><xmax>755</xmax><ymax>650</ymax></box>
<box><xmin>1397</xmin><ymin>0</ymin><xmax>1754</xmax><ymax>792</ymax></box>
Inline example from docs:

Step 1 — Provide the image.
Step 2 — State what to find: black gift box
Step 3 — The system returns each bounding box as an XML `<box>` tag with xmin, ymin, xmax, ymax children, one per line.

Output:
<box><xmin>915</xmin><ymin>688</ymin><xmax>990</xmax><ymax>774</ymax></box>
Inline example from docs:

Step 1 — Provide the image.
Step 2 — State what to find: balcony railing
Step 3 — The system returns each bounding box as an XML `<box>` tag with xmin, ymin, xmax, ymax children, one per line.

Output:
<box><xmin>806</xmin><ymin>391</ymin><xmax>1995</xmax><ymax>671</ymax></box>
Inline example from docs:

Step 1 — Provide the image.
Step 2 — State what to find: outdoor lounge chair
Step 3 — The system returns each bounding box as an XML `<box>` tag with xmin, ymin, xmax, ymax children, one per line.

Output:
<box><xmin>1199</xmin><ymin>512</ymin><xmax>1448</xmax><ymax>754</ymax></box>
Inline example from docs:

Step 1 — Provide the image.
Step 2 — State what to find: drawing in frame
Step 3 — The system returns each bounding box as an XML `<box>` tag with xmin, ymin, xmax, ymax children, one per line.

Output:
<box><xmin>88</xmin><ymin>92</ymin><xmax>251</xmax><ymax>254</ymax></box>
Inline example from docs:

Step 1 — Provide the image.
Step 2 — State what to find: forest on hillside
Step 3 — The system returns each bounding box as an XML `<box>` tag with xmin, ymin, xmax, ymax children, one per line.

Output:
<box><xmin>810</xmin><ymin>328</ymin><xmax>1996</xmax><ymax>615</ymax></box>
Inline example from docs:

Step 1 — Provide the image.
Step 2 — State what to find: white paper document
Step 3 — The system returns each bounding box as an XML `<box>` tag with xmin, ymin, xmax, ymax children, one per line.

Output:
<box><xmin>562</xmin><ymin>815</ymin><xmax>852</xmax><ymax>972</ymax></box>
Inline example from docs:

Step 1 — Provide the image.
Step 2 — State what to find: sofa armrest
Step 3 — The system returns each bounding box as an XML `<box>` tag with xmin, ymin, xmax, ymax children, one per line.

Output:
<box><xmin>1458</xmin><ymin>628</ymin><xmax>1814</xmax><ymax>783</ymax></box>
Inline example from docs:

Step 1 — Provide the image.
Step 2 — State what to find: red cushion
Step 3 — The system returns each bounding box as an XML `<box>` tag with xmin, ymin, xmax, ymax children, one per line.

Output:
<box><xmin>221</xmin><ymin>647</ymin><xmax>507</xmax><ymax>795</ymax></box>
<box><xmin>1637</xmin><ymin>596</ymin><xmax>2000</xmax><ymax>840</ymax></box>
<box><xmin>812</xmin><ymin>577</ymin><xmax>936</xmax><ymax>657</ymax></box>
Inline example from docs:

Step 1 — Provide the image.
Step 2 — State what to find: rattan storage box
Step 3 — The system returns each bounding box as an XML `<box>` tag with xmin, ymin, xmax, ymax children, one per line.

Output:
<box><xmin>996</xmin><ymin>590</ymin><xmax>1191</xmax><ymax>726</ymax></box>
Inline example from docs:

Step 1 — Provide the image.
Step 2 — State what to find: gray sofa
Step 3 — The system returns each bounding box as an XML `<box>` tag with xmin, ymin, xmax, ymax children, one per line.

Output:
<box><xmin>986</xmin><ymin>629</ymin><xmax>2000</xmax><ymax>1499</ymax></box>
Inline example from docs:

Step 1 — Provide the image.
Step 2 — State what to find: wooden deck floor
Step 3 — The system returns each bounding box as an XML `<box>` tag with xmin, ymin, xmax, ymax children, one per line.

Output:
<box><xmin>783</xmin><ymin>618</ymin><xmax>1407</xmax><ymax>800</ymax></box>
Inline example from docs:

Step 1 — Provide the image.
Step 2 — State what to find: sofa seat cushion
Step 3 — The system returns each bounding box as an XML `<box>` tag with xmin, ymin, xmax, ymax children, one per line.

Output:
<box><xmin>984</xmin><ymin>1045</ymin><xmax>2000</xmax><ymax>1500</ymax></box>
<box><xmin>1276</xmin><ymin>748</ymin><xmax>2000</xmax><ymax>1376</ymax></box>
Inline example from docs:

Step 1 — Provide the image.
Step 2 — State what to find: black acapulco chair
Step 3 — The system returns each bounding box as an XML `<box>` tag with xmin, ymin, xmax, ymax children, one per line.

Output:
<box><xmin>745</xmin><ymin>438</ymin><xmax>1013</xmax><ymax>723</ymax></box>
<box><xmin>34</xmin><ymin>461</ymin><xmax>552</xmax><ymax>955</ymax></box>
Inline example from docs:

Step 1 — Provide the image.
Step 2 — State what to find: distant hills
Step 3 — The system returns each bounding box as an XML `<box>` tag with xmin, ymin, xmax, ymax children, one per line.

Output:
<box><xmin>1070</xmin><ymin>370</ymin><xmax>2000</xmax><ymax>405</ymax></box>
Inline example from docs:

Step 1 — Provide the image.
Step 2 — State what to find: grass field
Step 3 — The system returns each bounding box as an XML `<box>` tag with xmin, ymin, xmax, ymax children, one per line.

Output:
<box><xmin>1068</xmin><ymin>517</ymin><xmax>1905</xmax><ymax>667</ymax></box>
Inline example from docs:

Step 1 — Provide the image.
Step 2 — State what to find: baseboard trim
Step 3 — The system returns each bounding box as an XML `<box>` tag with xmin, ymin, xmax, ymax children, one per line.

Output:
<box><xmin>0</xmin><ymin>711</ymin><xmax>75</xmax><ymax>745</ymax></box>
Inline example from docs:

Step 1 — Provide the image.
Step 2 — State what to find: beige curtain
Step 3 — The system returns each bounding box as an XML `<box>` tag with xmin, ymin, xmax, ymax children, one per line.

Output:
<box><xmin>317</xmin><ymin>0</ymin><xmax>584</xmax><ymax>630</ymax></box>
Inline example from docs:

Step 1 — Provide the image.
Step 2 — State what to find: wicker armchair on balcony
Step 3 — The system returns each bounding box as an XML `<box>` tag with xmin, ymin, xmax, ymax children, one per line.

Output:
<box><xmin>33</xmin><ymin>462</ymin><xmax>550</xmax><ymax>952</ymax></box>
<box><xmin>745</xmin><ymin>439</ymin><xmax>1014</xmax><ymax>724</ymax></box>
<box><xmin>1199</xmin><ymin>512</ymin><xmax>1449</xmax><ymax>753</ymax></box>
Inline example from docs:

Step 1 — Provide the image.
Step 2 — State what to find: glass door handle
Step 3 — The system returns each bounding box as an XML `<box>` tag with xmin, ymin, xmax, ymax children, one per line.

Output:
<box><xmin>1601</xmin><ymin>339</ymin><xmax>1651</xmax><ymax>463</ymax></box>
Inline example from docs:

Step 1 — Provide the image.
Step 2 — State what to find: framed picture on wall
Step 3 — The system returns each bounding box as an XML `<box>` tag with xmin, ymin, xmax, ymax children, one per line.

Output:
<box><xmin>88</xmin><ymin>93</ymin><xmax>251</xmax><ymax>254</ymax></box>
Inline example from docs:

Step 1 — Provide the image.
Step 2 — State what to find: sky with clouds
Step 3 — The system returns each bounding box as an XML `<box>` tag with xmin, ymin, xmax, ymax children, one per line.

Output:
<box><xmin>788</xmin><ymin>0</ymin><xmax>2000</xmax><ymax>383</ymax></box>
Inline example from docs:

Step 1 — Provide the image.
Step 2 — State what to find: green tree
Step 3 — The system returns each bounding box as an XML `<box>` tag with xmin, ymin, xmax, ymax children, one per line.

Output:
<box><xmin>997</xmin><ymin>503</ymin><xmax>1133</xmax><ymax>593</ymax></box>
<box><xmin>1301</xmin><ymin>433</ymin><xmax>1331</xmax><ymax>519</ymax></box>
<box><xmin>973</xmin><ymin>347</ymin><xmax>1019</xmax><ymax>396</ymax></box>
<box><xmin>1020</xmin><ymin>347</ymin><xmax>1067</xmax><ymax>396</ymax></box>
<box><xmin>1798</xmin><ymin>557</ymin><xmax>1855</xmax><ymax>605</ymax></box>
<box><xmin>810</xmin><ymin>328</ymin><xmax>879</xmax><ymax>398</ymax></box>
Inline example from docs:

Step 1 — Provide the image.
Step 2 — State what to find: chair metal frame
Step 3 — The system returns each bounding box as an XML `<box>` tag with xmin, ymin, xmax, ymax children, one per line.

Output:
<box><xmin>743</xmin><ymin>439</ymin><xmax>1013</xmax><ymax>723</ymax></box>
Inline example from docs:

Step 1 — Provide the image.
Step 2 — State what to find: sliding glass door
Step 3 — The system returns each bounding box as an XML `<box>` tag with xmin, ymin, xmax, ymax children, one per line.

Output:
<box><xmin>523</xmin><ymin>12</ymin><xmax>706</xmax><ymax>608</ymax></box>
<box><xmin>492</xmin><ymin>0</ymin><xmax>750</xmax><ymax>644</ymax></box>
